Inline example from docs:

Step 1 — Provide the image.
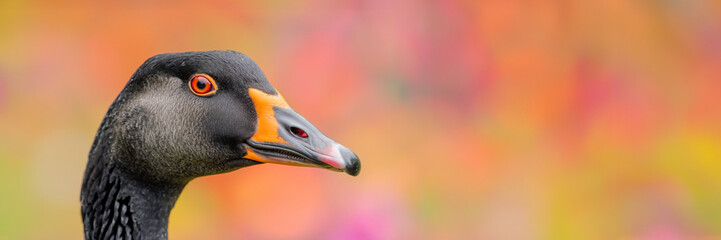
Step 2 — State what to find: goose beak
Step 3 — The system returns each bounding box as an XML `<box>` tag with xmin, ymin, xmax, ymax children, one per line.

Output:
<box><xmin>241</xmin><ymin>88</ymin><xmax>361</xmax><ymax>176</ymax></box>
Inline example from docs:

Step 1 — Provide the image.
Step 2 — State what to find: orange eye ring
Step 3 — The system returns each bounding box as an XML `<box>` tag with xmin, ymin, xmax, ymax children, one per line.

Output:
<box><xmin>189</xmin><ymin>74</ymin><xmax>217</xmax><ymax>96</ymax></box>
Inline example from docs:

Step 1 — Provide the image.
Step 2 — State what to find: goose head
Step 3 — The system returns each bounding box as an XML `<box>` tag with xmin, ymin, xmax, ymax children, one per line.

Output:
<box><xmin>104</xmin><ymin>50</ymin><xmax>360</xmax><ymax>184</ymax></box>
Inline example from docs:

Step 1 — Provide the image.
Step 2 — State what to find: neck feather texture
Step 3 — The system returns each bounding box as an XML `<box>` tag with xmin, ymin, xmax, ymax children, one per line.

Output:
<box><xmin>81</xmin><ymin>133</ymin><xmax>187</xmax><ymax>240</ymax></box>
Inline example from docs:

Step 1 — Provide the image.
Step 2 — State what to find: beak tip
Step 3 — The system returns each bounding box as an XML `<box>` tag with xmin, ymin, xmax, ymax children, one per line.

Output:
<box><xmin>344</xmin><ymin>163</ymin><xmax>360</xmax><ymax>176</ymax></box>
<box><xmin>342</xmin><ymin>152</ymin><xmax>361</xmax><ymax>176</ymax></box>
<box><xmin>337</xmin><ymin>145</ymin><xmax>360</xmax><ymax>176</ymax></box>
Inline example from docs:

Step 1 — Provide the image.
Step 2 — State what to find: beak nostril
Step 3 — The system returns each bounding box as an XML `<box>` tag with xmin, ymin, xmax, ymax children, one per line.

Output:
<box><xmin>289</xmin><ymin>127</ymin><xmax>308</xmax><ymax>138</ymax></box>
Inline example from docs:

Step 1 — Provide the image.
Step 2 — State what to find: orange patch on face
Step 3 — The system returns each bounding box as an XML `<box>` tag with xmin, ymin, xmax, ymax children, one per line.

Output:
<box><xmin>248</xmin><ymin>88</ymin><xmax>290</xmax><ymax>144</ymax></box>
<box><xmin>242</xmin><ymin>147</ymin><xmax>266</xmax><ymax>162</ymax></box>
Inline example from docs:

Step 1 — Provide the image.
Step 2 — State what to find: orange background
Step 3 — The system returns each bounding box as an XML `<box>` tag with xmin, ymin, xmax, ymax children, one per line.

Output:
<box><xmin>1</xmin><ymin>1</ymin><xmax>721</xmax><ymax>239</ymax></box>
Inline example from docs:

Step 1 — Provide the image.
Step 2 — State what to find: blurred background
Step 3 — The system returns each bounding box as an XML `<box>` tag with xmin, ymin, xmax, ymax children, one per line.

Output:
<box><xmin>1</xmin><ymin>0</ymin><xmax>720</xmax><ymax>239</ymax></box>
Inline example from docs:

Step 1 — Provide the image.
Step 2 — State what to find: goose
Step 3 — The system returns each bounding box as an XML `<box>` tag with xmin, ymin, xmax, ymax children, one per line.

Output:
<box><xmin>80</xmin><ymin>50</ymin><xmax>361</xmax><ymax>240</ymax></box>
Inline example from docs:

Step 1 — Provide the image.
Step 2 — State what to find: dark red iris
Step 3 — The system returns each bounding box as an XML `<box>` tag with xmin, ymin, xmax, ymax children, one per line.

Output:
<box><xmin>290</xmin><ymin>127</ymin><xmax>308</xmax><ymax>138</ymax></box>
<box><xmin>189</xmin><ymin>74</ymin><xmax>217</xmax><ymax>96</ymax></box>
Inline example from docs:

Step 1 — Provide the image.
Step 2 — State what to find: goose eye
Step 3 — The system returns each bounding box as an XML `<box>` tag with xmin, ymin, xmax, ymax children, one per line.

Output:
<box><xmin>290</xmin><ymin>127</ymin><xmax>308</xmax><ymax>138</ymax></box>
<box><xmin>189</xmin><ymin>74</ymin><xmax>217</xmax><ymax>96</ymax></box>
